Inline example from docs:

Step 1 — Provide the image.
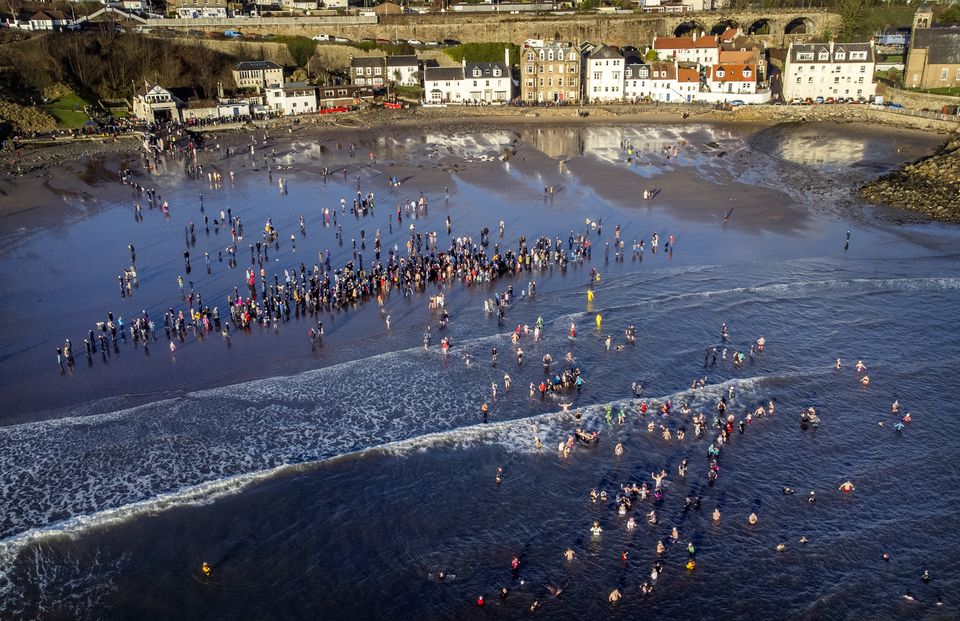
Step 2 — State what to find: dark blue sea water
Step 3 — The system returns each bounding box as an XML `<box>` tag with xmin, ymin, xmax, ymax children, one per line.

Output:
<box><xmin>1</xmin><ymin>122</ymin><xmax>958</xmax><ymax>620</ymax></box>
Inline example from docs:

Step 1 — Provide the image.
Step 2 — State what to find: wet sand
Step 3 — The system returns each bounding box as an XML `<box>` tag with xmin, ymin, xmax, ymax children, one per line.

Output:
<box><xmin>0</xmin><ymin>120</ymin><xmax>946</xmax><ymax>419</ymax></box>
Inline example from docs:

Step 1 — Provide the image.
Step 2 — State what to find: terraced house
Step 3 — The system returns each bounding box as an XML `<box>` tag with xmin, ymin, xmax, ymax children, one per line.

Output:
<box><xmin>783</xmin><ymin>41</ymin><xmax>877</xmax><ymax>101</ymax></box>
<box><xmin>520</xmin><ymin>39</ymin><xmax>583</xmax><ymax>104</ymax></box>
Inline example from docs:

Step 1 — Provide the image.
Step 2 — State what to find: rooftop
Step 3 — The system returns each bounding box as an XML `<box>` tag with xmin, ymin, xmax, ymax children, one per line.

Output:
<box><xmin>235</xmin><ymin>60</ymin><xmax>283</xmax><ymax>71</ymax></box>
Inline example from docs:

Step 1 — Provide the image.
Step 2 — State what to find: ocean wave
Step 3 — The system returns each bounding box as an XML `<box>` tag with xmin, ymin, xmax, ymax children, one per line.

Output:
<box><xmin>0</xmin><ymin>365</ymin><xmax>818</xmax><ymax>606</ymax></box>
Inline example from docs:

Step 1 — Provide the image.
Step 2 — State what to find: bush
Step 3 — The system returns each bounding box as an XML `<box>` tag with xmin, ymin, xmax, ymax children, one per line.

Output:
<box><xmin>444</xmin><ymin>43</ymin><xmax>520</xmax><ymax>66</ymax></box>
<box><xmin>0</xmin><ymin>100</ymin><xmax>57</xmax><ymax>133</ymax></box>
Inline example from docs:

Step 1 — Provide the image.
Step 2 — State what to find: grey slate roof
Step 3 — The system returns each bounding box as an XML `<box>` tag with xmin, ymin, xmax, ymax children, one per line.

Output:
<box><xmin>387</xmin><ymin>55</ymin><xmax>418</xmax><ymax>67</ymax></box>
<box><xmin>351</xmin><ymin>56</ymin><xmax>386</xmax><ymax>68</ymax></box>
<box><xmin>589</xmin><ymin>44</ymin><xmax>623</xmax><ymax>60</ymax></box>
<box><xmin>789</xmin><ymin>42</ymin><xmax>874</xmax><ymax>63</ymax></box>
<box><xmin>464</xmin><ymin>62</ymin><xmax>508</xmax><ymax>78</ymax></box>
<box><xmin>912</xmin><ymin>27</ymin><xmax>960</xmax><ymax>65</ymax></box>
<box><xmin>425</xmin><ymin>66</ymin><xmax>464</xmax><ymax>81</ymax></box>
<box><xmin>624</xmin><ymin>63</ymin><xmax>649</xmax><ymax>80</ymax></box>
<box><xmin>235</xmin><ymin>60</ymin><xmax>282</xmax><ymax>71</ymax></box>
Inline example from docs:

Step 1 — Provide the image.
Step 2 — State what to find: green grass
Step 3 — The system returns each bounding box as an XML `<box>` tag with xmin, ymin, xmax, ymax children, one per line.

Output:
<box><xmin>393</xmin><ymin>84</ymin><xmax>423</xmax><ymax>100</ymax></box>
<box><xmin>43</xmin><ymin>92</ymin><xmax>93</xmax><ymax>129</ymax></box>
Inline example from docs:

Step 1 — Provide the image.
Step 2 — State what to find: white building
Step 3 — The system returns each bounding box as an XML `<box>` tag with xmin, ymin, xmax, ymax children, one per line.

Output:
<box><xmin>424</xmin><ymin>50</ymin><xmax>512</xmax><ymax>104</ymax></box>
<box><xmin>176</xmin><ymin>6</ymin><xmax>227</xmax><ymax>17</ymax></box>
<box><xmin>131</xmin><ymin>83</ymin><xmax>184</xmax><ymax>123</ymax></box>
<box><xmin>624</xmin><ymin>62</ymin><xmax>698</xmax><ymax>102</ymax></box>
<box><xmin>652</xmin><ymin>34</ymin><xmax>720</xmax><ymax>67</ymax></box>
<box><xmin>585</xmin><ymin>44</ymin><xmax>624</xmax><ymax>102</ymax></box>
<box><xmin>705</xmin><ymin>63</ymin><xmax>757</xmax><ymax>95</ymax></box>
<box><xmin>387</xmin><ymin>55</ymin><xmax>420</xmax><ymax>86</ymax></box>
<box><xmin>265</xmin><ymin>82</ymin><xmax>317</xmax><ymax>115</ymax></box>
<box><xmin>783</xmin><ymin>41</ymin><xmax>877</xmax><ymax>101</ymax></box>
<box><xmin>27</xmin><ymin>10</ymin><xmax>73</xmax><ymax>30</ymax></box>
<box><xmin>424</xmin><ymin>67</ymin><xmax>464</xmax><ymax>103</ymax></box>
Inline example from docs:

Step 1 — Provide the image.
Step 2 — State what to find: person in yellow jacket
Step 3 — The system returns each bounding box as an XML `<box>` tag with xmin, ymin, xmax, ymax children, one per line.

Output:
<box><xmin>596</xmin><ymin>313</ymin><xmax>602</xmax><ymax>329</ymax></box>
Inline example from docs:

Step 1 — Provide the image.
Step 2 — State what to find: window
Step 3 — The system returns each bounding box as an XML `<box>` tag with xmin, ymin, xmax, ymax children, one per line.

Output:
<box><xmin>860</xmin><ymin>66</ymin><xmax>866</xmax><ymax>73</ymax></box>
<box><xmin>539</xmin><ymin>78</ymin><xmax>544</xmax><ymax>86</ymax></box>
<box><xmin>374</xmin><ymin>67</ymin><xmax>382</xmax><ymax>75</ymax></box>
<box><xmin>956</xmin><ymin>69</ymin><xmax>960</xmax><ymax>80</ymax></box>
<box><xmin>485</xmin><ymin>80</ymin><xmax>489</xmax><ymax>86</ymax></box>
<box><xmin>526</xmin><ymin>52</ymin><xmax>534</xmax><ymax>61</ymax></box>
<box><xmin>743</xmin><ymin>69</ymin><xmax>752</xmax><ymax>78</ymax></box>
<box><xmin>796</xmin><ymin>77</ymin><xmax>801</xmax><ymax>84</ymax></box>
<box><xmin>797</xmin><ymin>52</ymin><xmax>813</xmax><ymax>61</ymax></box>
<box><xmin>834</xmin><ymin>52</ymin><xmax>845</xmax><ymax>61</ymax></box>
<box><xmin>526</xmin><ymin>66</ymin><xmax>533</xmax><ymax>74</ymax></box>
<box><xmin>548</xmin><ymin>79</ymin><xmax>553</xmax><ymax>87</ymax></box>
<box><xmin>850</xmin><ymin>51</ymin><xmax>867</xmax><ymax>60</ymax></box>
<box><xmin>569</xmin><ymin>65</ymin><xmax>577</xmax><ymax>73</ymax></box>
<box><xmin>539</xmin><ymin>51</ymin><xmax>545</xmax><ymax>61</ymax></box>
<box><xmin>473</xmin><ymin>81</ymin><xmax>477</xmax><ymax>87</ymax></box>
<box><xmin>716</xmin><ymin>69</ymin><xmax>725</xmax><ymax>78</ymax></box>
<box><xmin>473</xmin><ymin>69</ymin><xmax>480</xmax><ymax>77</ymax></box>
<box><xmin>818</xmin><ymin>50</ymin><xmax>829</xmax><ymax>61</ymax></box>
<box><xmin>548</xmin><ymin>51</ymin><xmax>554</xmax><ymax>61</ymax></box>
<box><xmin>558</xmin><ymin>78</ymin><xmax>563</xmax><ymax>86</ymax></box>
<box><xmin>493</xmin><ymin>68</ymin><xmax>501</xmax><ymax>77</ymax></box>
<box><xmin>857</xmin><ymin>77</ymin><xmax>864</xmax><ymax>84</ymax></box>
<box><xmin>557</xmin><ymin>51</ymin><xmax>564</xmax><ymax>61</ymax></box>
<box><xmin>834</xmin><ymin>77</ymin><xmax>840</xmax><ymax>84</ymax></box>
<box><xmin>593</xmin><ymin>72</ymin><xmax>601</xmax><ymax>80</ymax></box>
<box><xmin>941</xmin><ymin>68</ymin><xmax>949</xmax><ymax>81</ymax></box>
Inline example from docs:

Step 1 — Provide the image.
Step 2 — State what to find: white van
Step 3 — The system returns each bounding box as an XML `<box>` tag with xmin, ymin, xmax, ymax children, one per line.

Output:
<box><xmin>313</xmin><ymin>34</ymin><xmax>332</xmax><ymax>41</ymax></box>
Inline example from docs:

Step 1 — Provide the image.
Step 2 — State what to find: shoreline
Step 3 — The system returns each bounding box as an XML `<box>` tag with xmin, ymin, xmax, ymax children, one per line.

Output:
<box><xmin>1</xmin><ymin>106</ymin><xmax>956</xmax><ymax>226</ymax></box>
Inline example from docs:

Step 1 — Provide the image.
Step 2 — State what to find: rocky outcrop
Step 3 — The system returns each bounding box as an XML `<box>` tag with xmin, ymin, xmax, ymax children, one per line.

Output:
<box><xmin>859</xmin><ymin>133</ymin><xmax>960</xmax><ymax>222</ymax></box>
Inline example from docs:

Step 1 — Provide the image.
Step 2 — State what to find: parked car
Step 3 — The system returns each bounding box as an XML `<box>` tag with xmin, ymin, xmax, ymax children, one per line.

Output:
<box><xmin>407</xmin><ymin>39</ymin><xmax>422</xmax><ymax>45</ymax></box>
<box><xmin>814</xmin><ymin>96</ymin><xmax>825</xmax><ymax>104</ymax></box>
<box><xmin>825</xmin><ymin>97</ymin><xmax>836</xmax><ymax>104</ymax></box>
<box><xmin>789</xmin><ymin>97</ymin><xmax>804</xmax><ymax>105</ymax></box>
<box><xmin>887</xmin><ymin>102</ymin><xmax>904</xmax><ymax>110</ymax></box>
<box><xmin>312</xmin><ymin>34</ymin><xmax>332</xmax><ymax>41</ymax></box>
<box><xmin>729</xmin><ymin>100</ymin><xmax>746</xmax><ymax>106</ymax></box>
<box><xmin>424</xmin><ymin>41</ymin><xmax>440</xmax><ymax>46</ymax></box>
<box><xmin>334</xmin><ymin>36</ymin><xmax>350</xmax><ymax>43</ymax></box>
<box><xmin>442</xmin><ymin>38</ymin><xmax>460</xmax><ymax>46</ymax></box>
<box><xmin>804</xmin><ymin>97</ymin><xmax>813</xmax><ymax>105</ymax></box>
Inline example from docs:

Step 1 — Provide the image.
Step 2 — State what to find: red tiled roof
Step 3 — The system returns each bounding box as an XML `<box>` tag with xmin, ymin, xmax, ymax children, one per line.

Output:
<box><xmin>654</xmin><ymin>35</ymin><xmax>719</xmax><ymax>50</ymax></box>
<box><xmin>709</xmin><ymin>64</ymin><xmax>756</xmax><ymax>83</ymax></box>
<box><xmin>677</xmin><ymin>67</ymin><xmax>699</xmax><ymax>83</ymax></box>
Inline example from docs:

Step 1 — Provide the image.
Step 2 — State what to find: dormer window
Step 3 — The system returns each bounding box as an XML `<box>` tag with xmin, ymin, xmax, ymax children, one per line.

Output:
<box><xmin>473</xmin><ymin>68</ymin><xmax>481</xmax><ymax>77</ymax></box>
<box><xmin>548</xmin><ymin>51</ymin><xmax>554</xmax><ymax>61</ymax></box>
<box><xmin>539</xmin><ymin>50</ymin><xmax>545</xmax><ymax>61</ymax></box>
<box><xmin>743</xmin><ymin>69</ymin><xmax>752</xmax><ymax>78</ymax></box>
<box><xmin>716</xmin><ymin>69</ymin><xmax>725</xmax><ymax>78</ymax></box>
<box><xmin>557</xmin><ymin>51</ymin><xmax>564</xmax><ymax>61</ymax></box>
<box><xmin>493</xmin><ymin>68</ymin><xmax>501</xmax><ymax>77</ymax></box>
<box><xmin>835</xmin><ymin>52</ymin><xmax>845</xmax><ymax>60</ymax></box>
<box><xmin>527</xmin><ymin>52</ymin><xmax>534</xmax><ymax>61</ymax></box>
<box><xmin>818</xmin><ymin>50</ymin><xmax>829</xmax><ymax>61</ymax></box>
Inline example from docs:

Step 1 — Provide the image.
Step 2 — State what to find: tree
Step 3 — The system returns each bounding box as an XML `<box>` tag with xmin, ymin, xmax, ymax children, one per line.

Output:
<box><xmin>938</xmin><ymin>5</ymin><xmax>960</xmax><ymax>26</ymax></box>
<box><xmin>286</xmin><ymin>37</ymin><xmax>318</xmax><ymax>68</ymax></box>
